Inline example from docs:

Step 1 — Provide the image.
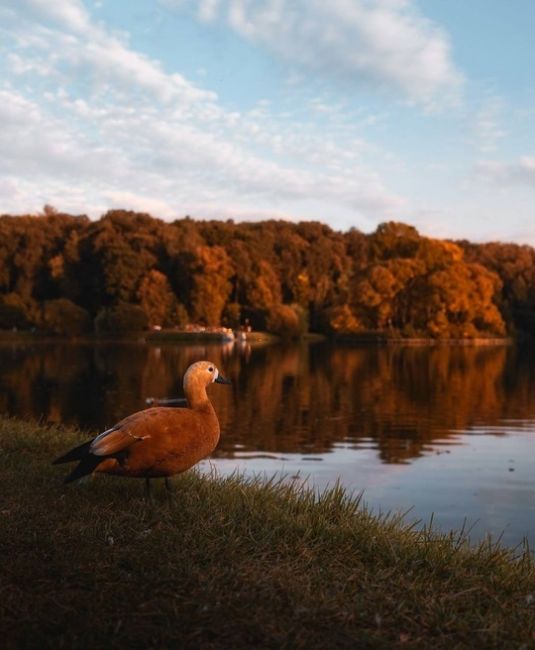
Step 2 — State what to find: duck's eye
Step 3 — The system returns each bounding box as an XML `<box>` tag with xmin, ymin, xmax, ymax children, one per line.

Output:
<box><xmin>208</xmin><ymin>366</ymin><xmax>214</xmax><ymax>373</ymax></box>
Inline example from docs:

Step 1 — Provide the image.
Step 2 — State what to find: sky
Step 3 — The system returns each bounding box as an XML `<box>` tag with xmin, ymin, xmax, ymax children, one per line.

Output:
<box><xmin>2</xmin><ymin>0</ymin><xmax>535</xmax><ymax>244</ymax></box>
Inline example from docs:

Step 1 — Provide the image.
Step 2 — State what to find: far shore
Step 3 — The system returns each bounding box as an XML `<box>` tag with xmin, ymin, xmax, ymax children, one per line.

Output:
<box><xmin>0</xmin><ymin>327</ymin><xmax>516</xmax><ymax>346</ymax></box>
<box><xmin>336</xmin><ymin>334</ymin><xmax>514</xmax><ymax>346</ymax></box>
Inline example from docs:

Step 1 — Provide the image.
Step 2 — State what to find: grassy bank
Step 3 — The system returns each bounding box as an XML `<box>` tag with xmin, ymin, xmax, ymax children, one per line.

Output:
<box><xmin>1</xmin><ymin>418</ymin><xmax>534</xmax><ymax>649</ymax></box>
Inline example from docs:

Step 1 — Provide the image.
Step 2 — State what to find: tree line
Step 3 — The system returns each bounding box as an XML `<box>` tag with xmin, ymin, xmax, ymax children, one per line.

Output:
<box><xmin>0</xmin><ymin>208</ymin><xmax>534</xmax><ymax>338</ymax></box>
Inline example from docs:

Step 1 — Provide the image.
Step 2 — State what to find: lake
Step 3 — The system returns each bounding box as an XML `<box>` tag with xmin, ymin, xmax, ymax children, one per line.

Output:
<box><xmin>1</xmin><ymin>338</ymin><xmax>534</xmax><ymax>547</ymax></box>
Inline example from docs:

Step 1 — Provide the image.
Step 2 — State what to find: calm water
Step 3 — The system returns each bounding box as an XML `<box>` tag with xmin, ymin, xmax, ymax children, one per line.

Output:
<box><xmin>1</xmin><ymin>339</ymin><xmax>535</xmax><ymax>547</ymax></box>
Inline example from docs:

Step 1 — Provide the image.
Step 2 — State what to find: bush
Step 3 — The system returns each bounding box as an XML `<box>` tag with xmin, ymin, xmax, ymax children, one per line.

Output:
<box><xmin>42</xmin><ymin>299</ymin><xmax>91</xmax><ymax>336</ymax></box>
<box><xmin>94</xmin><ymin>303</ymin><xmax>148</xmax><ymax>335</ymax></box>
<box><xmin>0</xmin><ymin>294</ymin><xmax>29</xmax><ymax>329</ymax></box>
<box><xmin>325</xmin><ymin>304</ymin><xmax>362</xmax><ymax>334</ymax></box>
<box><xmin>266</xmin><ymin>303</ymin><xmax>308</xmax><ymax>337</ymax></box>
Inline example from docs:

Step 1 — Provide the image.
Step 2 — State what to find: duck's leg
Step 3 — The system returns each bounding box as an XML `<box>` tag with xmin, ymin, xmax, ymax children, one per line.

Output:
<box><xmin>144</xmin><ymin>477</ymin><xmax>152</xmax><ymax>502</ymax></box>
<box><xmin>164</xmin><ymin>477</ymin><xmax>174</xmax><ymax>502</ymax></box>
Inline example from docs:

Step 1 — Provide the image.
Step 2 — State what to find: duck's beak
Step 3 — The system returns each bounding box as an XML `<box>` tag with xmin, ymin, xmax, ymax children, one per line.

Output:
<box><xmin>215</xmin><ymin>374</ymin><xmax>231</xmax><ymax>384</ymax></box>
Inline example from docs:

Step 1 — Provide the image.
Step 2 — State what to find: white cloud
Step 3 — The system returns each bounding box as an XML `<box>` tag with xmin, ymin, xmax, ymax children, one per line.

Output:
<box><xmin>198</xmin><ymin>0</ymin><xmax>221</xmax><ymax>22</ymax></box>
<box><xmin>0</xmin><ymin>0</ymin><xmax>405</xmax><ymax>226</ymax></box>
<box><xmin>7</xmin><ymin>52</ymin><xmax>53</xmax><ymax>77</ymax></box>
<box><xmin>475</xmin><ymin>157</ymin><xmax>535</xmax><ymax>188</ymax></box>
<box><xmin>0</xmin><ymin>178</ymin><xmax>24</xmax><ymax>204</ymax></box>
<box><xmin>3</xmin><ymin>1</ymin><xmax>216</xmax><ymax>106</ymax></box>
<box><xmin>104</xmin><ymin>191</ymin><xmax>177</xmax><ymax>218</ymax></box>
<box><xmin>0</xmin><ymin>89</ymin><xmax>124</xmax><ymax>180</ymax></box>
<box><xmin>170</xmin><ymin>0</ymin><xmax>463</xmax><ymax>107</ymax></box>
<box><xmin>14</xmin><ymin>0</ymin><xmax>91</xmax><ymax>33</ymax></box>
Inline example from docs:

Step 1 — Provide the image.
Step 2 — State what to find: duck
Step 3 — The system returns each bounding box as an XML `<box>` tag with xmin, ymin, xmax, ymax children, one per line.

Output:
<box><xmin>53</xmin><ymin>360</ymin><xmax>230</xmax><ymax>497</ymax></box>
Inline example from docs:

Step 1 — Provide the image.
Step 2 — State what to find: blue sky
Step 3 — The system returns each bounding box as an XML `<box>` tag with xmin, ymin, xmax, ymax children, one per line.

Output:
<box><xmin>2</xmin><ymin>0</ymin><xmax>535</xmax><ymax>244</ymax></box>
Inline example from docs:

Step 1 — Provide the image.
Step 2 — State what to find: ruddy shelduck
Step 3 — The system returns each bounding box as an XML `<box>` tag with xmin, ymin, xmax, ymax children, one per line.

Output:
<box><xmin>53</xmin><ymin>361</ymin><xmax>230</xmax><ymax>495</ymax></box>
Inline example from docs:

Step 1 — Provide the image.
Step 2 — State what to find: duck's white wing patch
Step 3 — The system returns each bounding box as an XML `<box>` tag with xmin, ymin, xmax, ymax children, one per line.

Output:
<box><xmin>90</xmin><ymin>425</ymin><xmax>149</xmax><ymax>456</ymax></box>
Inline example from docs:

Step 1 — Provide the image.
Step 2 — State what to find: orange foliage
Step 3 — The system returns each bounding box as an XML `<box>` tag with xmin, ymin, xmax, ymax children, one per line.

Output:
<box><xmin>266</xmin><ymin>303</ymin><xmax>307</xmax><ymax>337</ymax></box>
<box><xmin>191</xmin><ymin>245</ymin><xmax>233</xmax><ymax>326</ymax></box>
<box><xmin>0</xmin><ymin>211</ymin><xmax>528</xmax><ymax>338</ymax></box>
<box><xmin>137</xmin><ymin>270</ymin><xmax>181</xmax><ymax>328</ymax></box>
<box><xmin>327</xmin><ymin>304</ymin><xmax>362</xmax><ymax>334</ymax></box>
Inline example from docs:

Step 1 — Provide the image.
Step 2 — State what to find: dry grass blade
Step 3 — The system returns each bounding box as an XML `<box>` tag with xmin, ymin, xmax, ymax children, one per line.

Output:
<box><xmin>1</xmin><ymin>416</ymin><xmax>534</xmax><ymax>649</ymax></box>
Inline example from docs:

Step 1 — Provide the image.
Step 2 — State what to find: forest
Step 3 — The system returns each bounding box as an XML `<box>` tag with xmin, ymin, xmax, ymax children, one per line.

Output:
<box><xmin>1</xmin><ymin>207</ymin><xmax>534</xmax><ymax>339</ymax></box>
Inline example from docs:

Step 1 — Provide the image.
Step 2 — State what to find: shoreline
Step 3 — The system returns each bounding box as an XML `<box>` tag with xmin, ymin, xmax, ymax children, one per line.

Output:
<box><xmin>0</xmin><ymin>328</ymin><xmax>515</xmax><ymax>347</ymax></box>
<box><xmin>1</xmin><ymin>416</ymin><xmax>534</xmax><ymax>648</ymax></box>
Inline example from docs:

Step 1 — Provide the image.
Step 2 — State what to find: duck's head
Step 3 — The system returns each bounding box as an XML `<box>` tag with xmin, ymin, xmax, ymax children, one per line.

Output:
<box><xmin>183</xmin><ymin>361</ymin><xmax>231</xmax><ymax>393</ymax></box>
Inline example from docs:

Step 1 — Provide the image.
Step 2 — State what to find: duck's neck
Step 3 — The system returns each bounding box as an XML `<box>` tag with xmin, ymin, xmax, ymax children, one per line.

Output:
<box><xmin>187</xmin><ymin>392</ymin><xmax>213</xmax><ymax>412</ymax></box>
<box><xmin>184</xmin><ymin>377</ymin><xmax>214</xmax><ymax>412</ymax></box>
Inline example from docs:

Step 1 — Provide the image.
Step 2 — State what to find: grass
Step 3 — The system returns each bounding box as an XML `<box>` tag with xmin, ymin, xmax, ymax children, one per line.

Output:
<box><xmin>1</xmin><ymin>418</ymin><xmax>534</xmax><ymax>649</ymax></box>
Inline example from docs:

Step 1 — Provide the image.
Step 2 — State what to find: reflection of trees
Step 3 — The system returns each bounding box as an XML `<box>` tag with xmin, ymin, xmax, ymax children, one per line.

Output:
<box><xmin>3</xmin><ymin>342</ymin><xmax>535</xmax><ymax>464</ymax></box>
<box><xmin>213</xmin><ymin>343</ymin><xmax>535</xmax><ymax>464</ymax></box>
<box><xmin>343</xmin><ymin>346</ymin><xmax>511</xmax><ymax>463</ymax></box>
<box><xmin>0</xmin><ymin>341</ymin><xmax>245</xmax><ymax>429</ymax></box>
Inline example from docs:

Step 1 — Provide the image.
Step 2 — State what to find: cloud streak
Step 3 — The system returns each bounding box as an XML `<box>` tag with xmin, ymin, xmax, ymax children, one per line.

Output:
<box><xmin>170</xmin><ymin>0</ymin><xmax>463</xmax><ymax>107</ymax></box>
<box><xmin>0</xmin><ymin>0</ymin><xmax>405</xmax><ymax>226</ymax></box>
<box><xmin>476</xmin><ymin>157</ymin><xmax>535</xmax><ymax>188</ymax></box>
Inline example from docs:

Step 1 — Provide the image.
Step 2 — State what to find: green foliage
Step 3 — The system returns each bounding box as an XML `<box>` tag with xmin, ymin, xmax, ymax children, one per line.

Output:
<box><xmin>94</xmin><ymin>303</ymin><xmax>148</xmax><ymax>335</ymax></box>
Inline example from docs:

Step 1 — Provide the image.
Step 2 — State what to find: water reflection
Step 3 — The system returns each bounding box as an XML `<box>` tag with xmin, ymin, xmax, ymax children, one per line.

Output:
<box><xmin>1</xmin><ymin>340</ymin><xmax>535</xmax><ymax>545</ymax></box>
<box><xmin>1</xmin><ymin>341</ymin><xmax>535</xmax><ymax>464</ymax></box>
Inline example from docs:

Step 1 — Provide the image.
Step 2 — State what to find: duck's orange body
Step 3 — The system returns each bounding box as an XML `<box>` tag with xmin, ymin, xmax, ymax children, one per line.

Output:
<box><xmin>92</xmin><ymin>404</ymin><xmax>220</xmax><ymax>478</ymax></box>
<box><xmin>53</xmin><ymin>361</ymin><xmax>230</xmax><ymax>485</ymax></box>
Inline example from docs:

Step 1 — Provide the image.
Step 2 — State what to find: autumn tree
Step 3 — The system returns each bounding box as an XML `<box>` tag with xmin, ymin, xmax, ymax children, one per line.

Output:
<box><xmin>190</xmin><ymin>245</ymin><xmax>233</xmax><ymax>326</ymax></box>
<box><xmin>42</xmin><ymin>299</ymin><xmax>91</xmax><ymax>336</ymax></box>
<box><xmin>137</xmin><ymin>269</ymin><xmax>184</xmax><ymax>328</ymax></box>
<box><xmin>461</xmin><ymin>240</ymin><xmax>535</xmax><ymax>335</ymax></box>
<box><xmin>325</xmin><ymin>304</ymin><xmax>362</xmax><ymax>334</ymax></box>
<box><xmin>246</xmin><ymin>260</ymin><xmax>282</xmax><ymax>311</ymax></box>
<box><xmin>94</xmin><ymin>303</ymin><xmax>148</xmax><ymax>335</ymax></box>
<box><xmin>266</xmin><ymin>303</ymin><xmax>307</xmax><ymax>337</ymax></box>
<box><xmin>351</xmin><ymin>227</ymin><xmax>505</xmax><ymax>338</ymax></box>
<box><xmin>0</xmin><ymin>211</ymin><xmax>523</xmax><ymax>338</ymax></box>
<box><xmin>369</xmin><ymin>221</ymin><xmax>420</xmax><ymax>261</ymax></box>
<box><xmin>0</xmin><ymin>293</ymin><xmax>29</xmax><ymax>329</ymax></box>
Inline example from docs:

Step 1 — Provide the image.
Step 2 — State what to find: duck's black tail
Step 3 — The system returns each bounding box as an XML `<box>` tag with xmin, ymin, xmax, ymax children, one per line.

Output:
<box><xmin>63</xmin><ymin>455</ymin><xmax>103</xmax><ymax>484</ymax></box>
<box><xmin>52</xmin><ymin>439</ymin><xmax>93</xmax><ymax>465</ymax></box>
<box><xmin>53</xmin><ymin>438</ymin><xmax>102</xmax><ymax>484</ymax></box>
